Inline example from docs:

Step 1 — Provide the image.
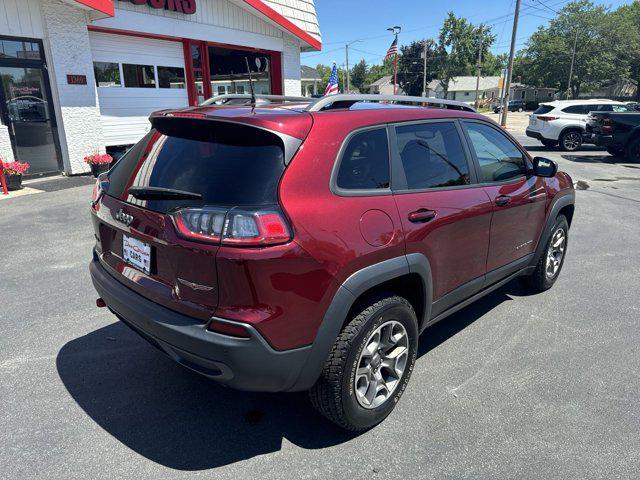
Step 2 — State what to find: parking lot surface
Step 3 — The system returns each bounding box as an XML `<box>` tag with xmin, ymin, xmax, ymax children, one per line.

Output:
<box><xmin>1</xmin><ymin>135</ymin><xmax>639</xmax><ymax>479</ymax></box>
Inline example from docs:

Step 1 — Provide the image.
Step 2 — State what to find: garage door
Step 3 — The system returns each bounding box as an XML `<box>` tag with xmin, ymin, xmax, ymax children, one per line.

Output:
<box><xmin>89</xmin><ymin>31</ymin><xmax>188</xmax><ymax>147</ymax></box>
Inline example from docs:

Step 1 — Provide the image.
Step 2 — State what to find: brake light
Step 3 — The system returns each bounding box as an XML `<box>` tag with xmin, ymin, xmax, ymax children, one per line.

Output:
<box><xmin>537</xmin><ymin>116</ymin><xmax>559</xmax><ymax>122</ymax></box>
<box><xmin>172</xmin><ymin>206</ymin><xmax>292</xmax><ymax>247</ymax></box>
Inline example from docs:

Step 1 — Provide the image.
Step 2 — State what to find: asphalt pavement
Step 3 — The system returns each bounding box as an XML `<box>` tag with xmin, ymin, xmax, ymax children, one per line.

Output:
<box><xmin>1</xmin><ymin>131</ymin><xmax>639</xmax><ymax>479</ymax></box>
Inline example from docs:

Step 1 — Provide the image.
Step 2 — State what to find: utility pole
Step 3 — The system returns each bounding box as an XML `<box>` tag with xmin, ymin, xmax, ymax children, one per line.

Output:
<box><xmin>422</xmin><ymin>39</ymin><xmax>428</xmax><ymax>97</ymax></box>
<box><xmin>340</xmin><ymin>64</ymin><xmax>346</xmax><ymax>93</ymax></box>
<box><xmin>345</xmin><ymin>40</ymin><xmax>360</xmax><ymax>94</ymax></box>
<box><xmin>474</xmin><ymin>25</ymin><xmax>484</xmax><ymax>110</ymax></box>
<box><xmin>501</xmin><ymin>0</ymin><xmax>521</xmax><ymax>127</ymax></box>
<box><xmin>566</xmin><ymin>29</ymin><xmax>578</xmax><ymax>100</ymax></box>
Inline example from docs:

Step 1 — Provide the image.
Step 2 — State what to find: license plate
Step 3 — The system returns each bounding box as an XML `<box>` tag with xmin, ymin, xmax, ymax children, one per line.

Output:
<box><xmin>122</xmin><ymin>235</ymin><xmax>151</xmax><ymax>274</ymax></box>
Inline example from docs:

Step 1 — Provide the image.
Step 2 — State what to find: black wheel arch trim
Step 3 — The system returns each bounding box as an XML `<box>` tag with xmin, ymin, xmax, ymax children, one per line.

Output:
<box><xmin>289</xmin><ymin>254</ymin><xmax>433</xmax><ymax>391</ymax></box>
<box><xmin>531</xmin><ymin>191</ymin><xmax>575</xmax><ymax>267</ymax></box>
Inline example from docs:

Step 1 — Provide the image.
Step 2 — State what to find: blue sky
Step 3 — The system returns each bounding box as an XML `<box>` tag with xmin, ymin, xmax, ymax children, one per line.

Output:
<box><xmin>301</xmin><ymin>0</ymin><xmax>631</xmax><ymax>68</ymax></box>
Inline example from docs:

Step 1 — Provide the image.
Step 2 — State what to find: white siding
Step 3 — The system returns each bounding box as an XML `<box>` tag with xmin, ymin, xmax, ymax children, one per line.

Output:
<box><xmin>89</xmin><ymin>32</ymin><xmax>188</xmax><ymax>146</ymax></box>
<box><xmin>0</xmin><ymin>0</ymin><xmax>44</xmax><ymax>38</ymax></box>
<box><xmin>262</xmin><ymin>0</ymin><xmax>320</xmax><ymax>42</ymax></box>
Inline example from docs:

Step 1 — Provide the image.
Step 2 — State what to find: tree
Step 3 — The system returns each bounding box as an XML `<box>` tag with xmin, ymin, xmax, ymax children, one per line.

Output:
<box><xmin>436</xmin><ymin>13</ymin><xmax>496</xmax><ymax>94</ymax></box>
<box><xmin>396</xmin><ymin>39</ymin><xmax>439</xmax><ymax>96</ymax></box>
<box><xmin>350</xmin><ymin>59</ymin><xmax>368</xmax><ymax>93</ymax></box>
<box><xmin>364</xmin><ymin>58</ymin><xmax>394</xmax><ymax>91</ymax></box>
<box><xmin>516</xmin><ymin>0</ymin><xmax>628</xmax><ymax>98</ymax></box>
<box><xmin>611</xmin><ymin>1</ymin><xmax>640</xmax><ymax>100</ymax></box>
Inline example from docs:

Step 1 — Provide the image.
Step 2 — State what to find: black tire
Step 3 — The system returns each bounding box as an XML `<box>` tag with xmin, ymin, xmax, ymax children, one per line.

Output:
<box><xmin>309</xmin><ymin>295</ymin><xmax>418</xmax><ymax>431</ymax></box>
<box><xmin>606</xmin><ymin>146</ymin><xmax>624</xmax><ymax>157</ymax></box>
<box><xmin>559</xmin><ymin>129</ymin><xmax>583</xmax><ymax>151</ymax></box>
<box><xmin>624</xmin><ymin>137</ymin><xmax>640</xmax><ymax>163</ymax></box>
<box><xmin>541</xmin><ymin>139</ymin><xmax>558</xmax><ymax>148</ymax></box>
<box><xmin>523</xmin><ymin>215</ymin><xmax>569</xmax><ymax>292</ymax></box>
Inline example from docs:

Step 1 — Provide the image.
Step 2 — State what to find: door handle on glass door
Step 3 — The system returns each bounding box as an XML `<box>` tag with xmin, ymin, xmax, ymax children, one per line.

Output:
<box><xmin>495</xmin><ymin>195</ymin><xmax>511</xmax><ymax>207</ymax></box>
<box><xmin>408</xmin><ymin>209</ymin><xmax>436</xmax><ymax>223</ymax></box>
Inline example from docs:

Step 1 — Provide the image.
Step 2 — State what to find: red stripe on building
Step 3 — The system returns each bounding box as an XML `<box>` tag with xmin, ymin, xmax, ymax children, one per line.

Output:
<box><xmin>74</xmin><ymin>0</ymin><xmax>115</xmax><ymax>16</ymax></box>
<box><xmin>242</xmin><ymin>0</ymin><xmax>321</xmax><ymax>51</ymax></box>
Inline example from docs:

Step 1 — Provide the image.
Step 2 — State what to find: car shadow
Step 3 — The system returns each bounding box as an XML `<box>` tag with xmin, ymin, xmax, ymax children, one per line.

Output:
<box><xmin>57</xmin><ymin>280</ymin><xmax>526</xmax><ymax>470</ymax></box>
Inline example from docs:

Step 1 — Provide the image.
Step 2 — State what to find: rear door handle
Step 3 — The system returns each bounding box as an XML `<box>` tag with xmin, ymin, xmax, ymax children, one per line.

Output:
<box><xmin>408</xmin><ymin>209</ymin><xmax>436</xmax><ymax>223</ymax></box>
<box><xmin>495</xmin><ymin>195</ymin><xmax>511</xmax><ymax>207</ymax></box>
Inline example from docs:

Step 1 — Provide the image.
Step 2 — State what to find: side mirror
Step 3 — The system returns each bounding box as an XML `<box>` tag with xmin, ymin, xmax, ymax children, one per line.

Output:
<box><xmin>533</xmin><ymin>156</ymin><xmax>558</xmax><ymax>177</ymax></box>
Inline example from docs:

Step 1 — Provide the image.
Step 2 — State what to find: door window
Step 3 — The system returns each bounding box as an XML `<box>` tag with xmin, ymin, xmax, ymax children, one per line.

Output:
<box><xmin>336</xmin><ymin>128</ymin><xmax>389</xmax><ymax>190</ymax></box>
<box><xmin>395</xmin><ymin>122</ymin><xmax>470</xmax><ymax>189</ymax></box>
<box><xmin>465</xmin><ymin>122</ymin><xmax>527</xmax><ymax>182</ymax></box>
<box><xmin>562</xmin><ymin>105</ymin><xmax>590</xmax><ymax>114</ymax></box>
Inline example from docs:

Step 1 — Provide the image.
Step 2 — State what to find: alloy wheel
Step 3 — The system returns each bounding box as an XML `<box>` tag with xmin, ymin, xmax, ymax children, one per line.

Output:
<box><xmin>354</xmin><ymin>320</ymin><xmax>409</xmax><ymax>409</ymax></box>
<box><xmin>562</xmin><ymin>132</ymin><xmax>581</xmax><ymax>150</ymax></box>
<box><xmin>546</xmin><ymin>227</ymin><xmax>566</xmax><ymax>279</ymax></box>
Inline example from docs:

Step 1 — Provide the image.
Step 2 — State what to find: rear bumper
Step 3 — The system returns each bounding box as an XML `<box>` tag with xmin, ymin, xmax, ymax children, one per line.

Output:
<box><xmin>89</xmin><ymin>256</ymin><xmax>312</xmax><ymax>392</ymax></box>
<box><xmin>526</xmin><ymin>129</ymin><xmax>546</xmax><ymax>141</ymax></box>
<box><xmin>592</xmin><ymin>134</ymin><xmax>614</xmax><ymax>146</ymax></box>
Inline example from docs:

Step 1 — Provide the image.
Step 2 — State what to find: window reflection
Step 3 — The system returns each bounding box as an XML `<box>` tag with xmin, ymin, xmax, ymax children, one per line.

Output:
<box><xmin>208</xmin><ymin>47</ymin><xmax>271</xmax><ymax>97</ymax></box>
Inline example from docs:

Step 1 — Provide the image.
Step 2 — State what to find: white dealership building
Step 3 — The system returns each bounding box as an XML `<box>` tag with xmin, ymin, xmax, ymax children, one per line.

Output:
<box><xmin>0</xmin><ymin>0</ymin><xmax>321</xmax><ymax>176</ymax></box>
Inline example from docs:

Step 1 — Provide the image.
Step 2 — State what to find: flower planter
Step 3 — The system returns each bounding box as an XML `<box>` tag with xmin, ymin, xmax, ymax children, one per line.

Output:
<box><xmin>90</xmin><ymin>162</ymin><xmax>110</xmax><ymax>178</ymax></box>
<box><xmin>6</xmin><ymin>173</ymin><xmax>23</xmax><ymax>191</ymax></box>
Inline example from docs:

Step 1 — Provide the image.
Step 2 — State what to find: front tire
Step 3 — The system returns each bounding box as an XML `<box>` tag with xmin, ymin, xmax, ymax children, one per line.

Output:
<box><xmin>624</xmin><ymin>138</ymin><xmax>640</xmax><ymax>163</ymax></box>
<box><xmin>309</xmin><ymin>295</ymin><xmax>418</xmax><ymax>431</ymax></box>
<box><xmin>523</xmin><ymin>215</ymin><xmax>569</xmax><ymax>292</ymax></box>
<box><xmin>606</xmin><ymin>146</ymin><xmax>623</xmax><ymax>157</ymax></box>
<box><xmin>559</xmin><ymin>130</ymin><xmax>583</xmax><ymax>151</ymax></box>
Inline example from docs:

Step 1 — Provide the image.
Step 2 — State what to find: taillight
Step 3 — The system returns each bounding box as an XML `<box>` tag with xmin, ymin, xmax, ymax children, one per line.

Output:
<box><xmin>172</xmin><ymin>206</ymin><xmax>292</xmax><ymax>247</ymax></box>
<box><xmin>537</xmin><ymin>116</ymin><xmax>559</xmax><ymax>122</ymax></box>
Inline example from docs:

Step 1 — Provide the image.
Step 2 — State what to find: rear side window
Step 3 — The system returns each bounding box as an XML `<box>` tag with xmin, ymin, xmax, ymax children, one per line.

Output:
<box><xmin>534</xmin><ymin>104</ymin><xmax>554</xmax><ymax>115</ymax></box>
<box><xmin>465</xmin><ymin>122</ymin><xmax>527</xmax><ymax>182</ymax></box>
<box><xmin>336</xmin><ymin>128</ymin><xmax>390</xmax><ymax>190</ymax></box>
<box><xmin>562</xmin><ymin>105</ymin><xmax>590</xmax><ymax>114</ymax></box>
<box><xmin>395</xmin><ymin>122</ymin><xmax>470</xmax><ymax>189</ymax></box>
<box><xmin>107</xmin><ymin>121</ymin><xmax>285</xmax><ymax>213</ymax></box>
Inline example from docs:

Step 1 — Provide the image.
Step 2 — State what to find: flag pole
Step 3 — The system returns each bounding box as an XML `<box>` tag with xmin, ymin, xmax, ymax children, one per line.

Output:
<box><xmin>387</xmin><ymin>26</ymin><xmax>401</xmax><ymax>95</ymax></box>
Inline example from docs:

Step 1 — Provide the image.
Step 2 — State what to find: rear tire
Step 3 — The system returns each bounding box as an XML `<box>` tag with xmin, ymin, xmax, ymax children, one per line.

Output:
<box><xmin>624</xmin><ymin>138</ymin><xmax>640</xmax><ymax>163</ymax></box>
<box><xmin>523</xmin><ymin>215</ymin><xmax>569</xmax><ymax>292</ymax></box>
<box><xmin>559</xmin><ymin>130</ymin><xmax>583</xmax><ymax>151</ymax></box>
<box><xmin>606</xmin><ymin>146</ymin><xmax>624</xmax><ymax>157</ymax></box>
<box><xmin>309</xmin><ymin>295</ymin><xmax>418</xmax><ymax>431</ymax></box>
<box><xmin>541</xmin><ymin>139</ymin><xmax>558</xmax><ymax>148</ymax></box>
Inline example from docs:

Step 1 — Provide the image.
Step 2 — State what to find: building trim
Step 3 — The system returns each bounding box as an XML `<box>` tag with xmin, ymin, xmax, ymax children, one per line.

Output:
<box><xmin>242</xmin><ymin>0</ymin><xmax>321</xmax><ymax>51</ymax></box>
<box><xmin>74</xmin><ymin>0</ymin><xmax>115</xmax><ymax>16</ymax></box>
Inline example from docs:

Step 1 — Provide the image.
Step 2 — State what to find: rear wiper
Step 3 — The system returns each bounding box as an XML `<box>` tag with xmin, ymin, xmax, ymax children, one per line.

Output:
<box><xmin>127</xmin><ymin>186</ymin><xmax>202</xmax><ymax>200</ymax></box>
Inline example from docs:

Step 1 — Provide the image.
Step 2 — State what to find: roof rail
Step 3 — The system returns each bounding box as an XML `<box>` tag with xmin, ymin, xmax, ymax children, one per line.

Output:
<box><xmin>201</xmin><ymin>94</ymin><xmax>313</xmax><ymax>106</ymax></box>
<box><xmin>305</xmin><ymin>94</ymin><xmax>476</xmax><ymax>112</ymax></box>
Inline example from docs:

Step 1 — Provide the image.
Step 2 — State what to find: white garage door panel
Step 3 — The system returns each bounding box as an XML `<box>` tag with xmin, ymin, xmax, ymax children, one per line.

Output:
<box><xmin>90</xmin><ymin>32</ymin><xmax>188</xmax><ymax>146</ymax></box>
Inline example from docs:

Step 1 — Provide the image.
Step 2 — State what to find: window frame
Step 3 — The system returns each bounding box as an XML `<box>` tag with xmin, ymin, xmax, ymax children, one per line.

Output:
<box><xmin>389</xmin><ymin>119</ymin><xmax>479</xmax><ymax>194</ymax></box>
<box><xmin>460</xmin><ymin>119</ymin><xmax>533</xmax><ymax>185</ymax></box>
<box><xmin>330</xmin><ymin>125</ymin><xmax>393</xmax><ymax>197</ymax></box>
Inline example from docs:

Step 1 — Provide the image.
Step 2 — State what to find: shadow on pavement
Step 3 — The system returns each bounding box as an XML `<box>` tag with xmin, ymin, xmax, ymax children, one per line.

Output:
<box><xmin>57</xmin><ymin>280</ymin><xmax>527</xmax><ymax>470</ymax></box>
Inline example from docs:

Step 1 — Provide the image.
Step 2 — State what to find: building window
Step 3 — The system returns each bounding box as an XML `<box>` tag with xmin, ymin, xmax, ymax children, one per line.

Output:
<box><xmin>93</xmin><ymin>62</ymin><xmax>121</xmax><ymax>87</ymax></box>
<box><xmin>209</xmin><ymin>46</ymin><xmax>271</xmax><ymax>96</ymax></box>
<box><xmin>122</xmin><ymin>64</ymin><xmax>155</xmax><ymax>88</ymax></box>
<box><xmin>0</xmin><ymin>39</ymin><xmax>40</xmax><ymax>60</ymax></box>
<box><xmin>157</xmin><ymin>66</ymin><xmax>185</xmax><ymax>89</ymax></box>
<box><xmin>217</xmin><ymin>85</ymin><xmax>226</xmax><ymax>95</ymax></box>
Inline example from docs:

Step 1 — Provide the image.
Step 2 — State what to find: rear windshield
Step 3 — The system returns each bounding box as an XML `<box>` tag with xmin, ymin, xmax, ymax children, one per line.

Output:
<box><xmin>533</xmin><ymin>104</ymin><xmax>554</xmax><ymax>115</ymax></box>
<box><xmin>106</xmin><ymin>120</ymin><xmax>285</xmax><ymax>213</ymax></box>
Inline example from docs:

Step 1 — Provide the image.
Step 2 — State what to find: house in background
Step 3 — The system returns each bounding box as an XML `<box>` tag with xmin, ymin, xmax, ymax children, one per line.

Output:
<box><xmin>486</xmin><ymin>83</ymin><xmax>556</xmax><ymax>105</ymax></box>
<box><xmin>433</xmin><ymin>76</ymin><xmax>502</xmax><ymax>103</ymax></box>
<box><xmin>301</xmin><ymin>65</ymin><xmax>321</xmax><ymax>96</ymax></box>
<box><xmin>368</xmin><ymin>75</ymin><xmax>404</xmax><ymax>95</ymax></box>
<box><xmin>577</xmin><ymin>79</ymin><xmax>638</xmax><ymax>101</ymax></box>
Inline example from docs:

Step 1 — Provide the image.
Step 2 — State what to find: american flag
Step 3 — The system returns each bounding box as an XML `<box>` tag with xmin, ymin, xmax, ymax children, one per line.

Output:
<box><xmin>324</xmin><ymin>63</ymin><xmax>339</xmax><ymax>95</ymax></box>
<box><xmin>384</xmin><ymin>38</ymin><xmax>398</xmax><ymax>61</ymax></box>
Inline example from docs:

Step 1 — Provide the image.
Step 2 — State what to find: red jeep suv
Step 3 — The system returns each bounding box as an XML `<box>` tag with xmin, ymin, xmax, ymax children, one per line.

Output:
<box><xmin>90</xmin><ymin>94</ymin><xmax>575</xmax><ymax>431</ymax></box>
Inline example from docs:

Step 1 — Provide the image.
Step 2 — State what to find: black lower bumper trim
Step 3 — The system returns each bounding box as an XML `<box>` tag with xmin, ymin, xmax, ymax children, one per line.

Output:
<box><xmin>89</xmin><ymin>257</ymin><xmax>312</xmax><ymax>392</ymax></box>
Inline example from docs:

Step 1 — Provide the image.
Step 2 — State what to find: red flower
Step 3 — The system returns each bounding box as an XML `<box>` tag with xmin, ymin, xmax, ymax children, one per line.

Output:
<box><xmin>84</xmin><ymin>154</ymin><xmax>113</xmax><ymax>165</ymax></box>
<box><xmin>2</xmin><ymin>161</ymin><xmax>30</xmax><ymax>175</ymax></box>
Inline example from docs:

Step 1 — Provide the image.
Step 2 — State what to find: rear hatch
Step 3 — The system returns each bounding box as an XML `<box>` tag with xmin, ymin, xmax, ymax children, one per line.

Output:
<box><xmin>528</xmin><ymin>103</ymin><xmax>554</xmax><ymax>131</ymax></box>
<box><xmin>93</xmin><ymin>115</ymin><xmax>301</xmax><ymax>320</ymax></box>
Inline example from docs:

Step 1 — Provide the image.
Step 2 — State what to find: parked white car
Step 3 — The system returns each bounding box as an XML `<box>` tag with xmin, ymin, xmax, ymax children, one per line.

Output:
<box><xmin>526</xmin><ymin>99</ymin><xmax>632</xmax><ymax>151</ymax></box>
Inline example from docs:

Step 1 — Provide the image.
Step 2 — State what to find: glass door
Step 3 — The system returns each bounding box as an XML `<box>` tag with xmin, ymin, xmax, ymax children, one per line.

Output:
<box><xmin>0</xmin><ymin>37</ymin><xmax>62</xmax><ymax>176</ymax></box>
